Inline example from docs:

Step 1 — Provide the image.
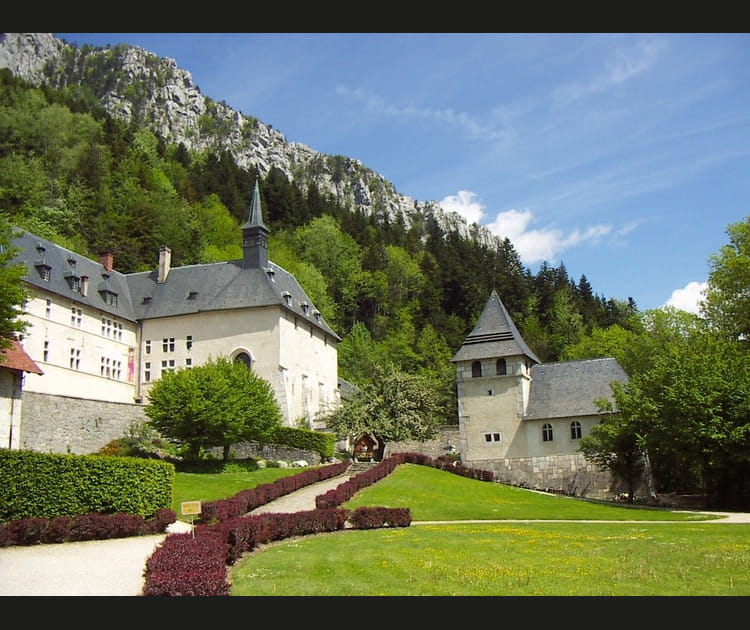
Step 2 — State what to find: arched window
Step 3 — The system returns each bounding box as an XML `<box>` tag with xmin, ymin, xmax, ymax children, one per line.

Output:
<box><xmin>234</xmin><ymin>352</ymin><xmax>252</xmax><ymax>369</ymax></box>
<box><xmin>542</xmin><ymin>423</ymin><xmax>553</xmax><ymax>442</ymax></box>
<box><xmin>496</xmin><ymin>358</ymin><xmax>507</xmax><ymax>375</ymax></box>
<box><xmin>471</xmin><ymin>361</ymin><xmax>482</xmax><ymax>378</ymax></box>
<box><xmin>570</xmin><ymin>421</ymin><xmax>582</xmax><ymax>440</ymax></box>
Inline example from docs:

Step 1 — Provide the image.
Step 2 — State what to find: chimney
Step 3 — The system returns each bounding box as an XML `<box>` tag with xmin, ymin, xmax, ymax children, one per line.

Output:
<box><xmin>158</xmin><ymin>245</ymin><xmax>172</xmax><ymax>283</ymax></box>
<box><xmin>99</xmin><ymin>252</ymin><xmax>114</xmax><ymax>273</ymax></box>
<box><xmin>80</xmin><ymin>275</ymin><xmax>89</xmax><ymax>297</ymax></box>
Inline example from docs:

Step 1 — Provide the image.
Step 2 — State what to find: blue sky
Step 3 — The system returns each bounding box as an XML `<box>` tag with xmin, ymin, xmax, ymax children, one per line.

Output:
<box><xmin>56</xmin><ymin>33</ymin><xmax>750</xmax><ymax>314</ymax></box>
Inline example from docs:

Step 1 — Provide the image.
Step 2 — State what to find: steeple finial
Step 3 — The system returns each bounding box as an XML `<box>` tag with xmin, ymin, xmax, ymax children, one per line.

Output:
<box><xmin>241</xmin><ymin>179</ymin><xmax>269</xmax><ymax>269</ymax></box>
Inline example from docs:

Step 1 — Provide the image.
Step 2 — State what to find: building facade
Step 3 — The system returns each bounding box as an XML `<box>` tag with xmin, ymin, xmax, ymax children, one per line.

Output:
<box><xmin>452</xmin><ymin>290</ymin><xmax>632</xmax><ymax>498</ymax></box>
<box><xmin>9</xmin><ymin>182</ymin><xmax>341</xmax><ymax>453</ymax></box>
<box><xmin>0</xmin><ymin>340</ymin><xmax>43</xmax><ymax>449</ymax></box>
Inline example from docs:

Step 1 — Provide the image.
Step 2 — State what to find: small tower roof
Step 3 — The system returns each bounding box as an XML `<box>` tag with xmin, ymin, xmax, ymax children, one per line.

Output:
<box><xmin>451</xmin><ymin>290</ymin><xmax>541</xmax><ymax>364</ymax></box>
<box><xmin>242</xmin><ymin>179</ymin><xmax>267</xmax><ymax>231</ymax></box>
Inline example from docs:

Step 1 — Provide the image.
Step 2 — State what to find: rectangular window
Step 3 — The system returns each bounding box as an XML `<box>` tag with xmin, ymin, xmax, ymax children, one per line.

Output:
<box><xmin>41</xmin><ymin>267</ymin><xmax>50</xmax><ymax>281</ymax></box>
<box><xmin>71</xmin><ymin>307</ymin><xmax>82</xmax><ymax>327</ymax></box>
<box><xmin>185</xmin><ymin>358</ymin><xmax>192</xmax><ymax>367</ymax></box>
<box><xmin>144</xmin><ymin>361</ymin><xmax>151</xmax><ymax>382</ymax></box>
<box><xmin>161</xmin><ymin>359</ymin><xmax>175</xmax><ymax>374</ymax></box>
<box><xmin>484</xmin><ymin>432</ymin><xmax>502</xmax><ymax>443</ymax></box>
<box><xmin>163</xmin><ymin>338</ymin><xmax>175</xmax><ymax>352</ymax></box>
<box><xmin>43</xmin><ymin>340</ymin><xmax>49</xmax><ymax>362</ymax></box>
<box><xmin>145</xmin><ymin>339</ymin><xmax>151</xmax><ymax>354</ymax></box>
<box><xmin>46</xmin><ymin>299</ymin><xmax>51</xmax><ymax>318</ymax></box>
<box><xmin>69</xmin><ymin>348</ymin><xmax>80</xmax><ymax>370</ymax></box>
<box><xmin>186</xmin><ymin>335</ymin><xmax>193</xmax><ymax>350</ymax></box>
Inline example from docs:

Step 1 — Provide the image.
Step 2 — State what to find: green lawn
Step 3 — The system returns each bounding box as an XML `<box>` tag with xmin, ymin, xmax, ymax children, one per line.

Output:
<box><xmin>192</xmin><ymin>463</ymin><xmax>749</xmax><ymax>596</ymax></box>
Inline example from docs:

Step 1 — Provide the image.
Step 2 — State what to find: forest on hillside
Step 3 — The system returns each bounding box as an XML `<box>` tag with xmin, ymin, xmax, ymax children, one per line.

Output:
<box><xmin>0</xmin><ymin>68</ymin><xmax>638</xmax><ymax>414</ymax></box>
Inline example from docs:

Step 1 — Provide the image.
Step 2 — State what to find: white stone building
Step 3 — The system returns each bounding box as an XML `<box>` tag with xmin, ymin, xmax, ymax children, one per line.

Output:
<box><xmin>9</xmin><ymin>181</ymin><xmax>341</xmax><ymax>451</ymax></box>
<box><xmin>452</xmin><ymin>290</ymin><xmax>630</xmax><ymax>496</ymax></box>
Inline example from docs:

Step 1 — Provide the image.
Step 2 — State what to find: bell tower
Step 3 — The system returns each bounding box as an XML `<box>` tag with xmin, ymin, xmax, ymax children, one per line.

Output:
<box><xmin>241</xmin><ymin>179</ymin><xmax>269</xmax><ymax>269</ymax></box>
<box><xmin>451</xmin><ymin>290</ymin><xmax>540</xmax><ymax>462</ymax></box>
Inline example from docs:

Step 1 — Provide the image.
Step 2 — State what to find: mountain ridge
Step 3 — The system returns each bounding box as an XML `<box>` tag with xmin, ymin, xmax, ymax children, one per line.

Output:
<box><xmin>0</xmin><ymin>32</ymin><xmax>498</xmax><ymax>250</ymax></box>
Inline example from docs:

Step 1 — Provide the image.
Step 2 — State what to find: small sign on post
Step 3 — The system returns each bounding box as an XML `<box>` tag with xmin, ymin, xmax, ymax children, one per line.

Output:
<box><xmin>181</xmin><ymin>501</ymin><xmax>202</xmax><ymax>538</ymax></box>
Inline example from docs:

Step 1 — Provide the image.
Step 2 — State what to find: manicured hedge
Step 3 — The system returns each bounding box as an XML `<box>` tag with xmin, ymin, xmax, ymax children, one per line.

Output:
<box><xmin>0</xmin><ymin>508</ymin><xmax>177</xmax><ymax>546</ymax></box>
<box><xmin>0</xmin><ymin>449</ymin><xmax>174</xmax><ymax>521</ymax></box>
<box><xmin>197</xmin><ymin>458</ymin><xmax>351</xmax><ymax>523</ymax></box>
<box><xmin>272</xmin><ymin>426</ymin><xmax>336</xmax><ymax>458</ymax></box>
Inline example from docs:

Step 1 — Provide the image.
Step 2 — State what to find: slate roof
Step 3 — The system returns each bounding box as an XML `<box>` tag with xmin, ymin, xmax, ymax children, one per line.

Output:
<box><xmin>524</xmin><ymin>357</ymin><xmax>628</xmax><ymax>420</ymax></box>
<box><xmin>11</xmin><ymin>230</ymin><xmax>137</xmax><ymax>321</ymax></box>
<box><xmin>126</xmin><ymin>259</ymin><xmax>340</xmax><ymax>339</ymax></box>
<box><xmin>0</xmin><ymin>339</ymin><xmax>43</xmax><ymax>374</ymax></box>
<box><xmin>10</xmin><ymin>180</ymin><xmax>339</xmax><ymax>340</ymax></box>
<box><xmin>451</xmin><ymin>290</ymin><xmax>541</xmax><ymax>364</ymax></box>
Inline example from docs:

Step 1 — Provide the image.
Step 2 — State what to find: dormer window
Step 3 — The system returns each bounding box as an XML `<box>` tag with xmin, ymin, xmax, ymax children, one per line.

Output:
<box><xmin>64</xmin><ymin>271</ymin><xmax>80</xmax><ymax>292</ymax></box>
<box><xmin>312</xmin><ymin>309</ymin><xmax>321</xmax><ymax>322</ymax></box>
<box><xmin>282</xmin><ymin>291</ymin><xmax>292</xmax><ymax>306</ymax></box>
<box><xmin>142</xmin><ymin>296</ymin><xmax>152</xmax><ymax>304</ymax></box>
<box><xmin>301</xmin><ymin>302</ymin><xmax>309</xmax><ymax>315</ymax></box>
<box><xmin>264</xmin><ymin>267</ymin><xmax>276</xmax><ymax>282</ymax></box>
<box><xmin>35</xmin><ymin>263</ymin><xmax>51</xmax><ymax>281</ymax></box>
<box><xmin>101</xmin><ymin>290</ymin><xmax>118</xmax><ymax>307</ymax></box>
<box><xmin>187</xmin><ymin>291</ymin><xmax>198</xmax><ymax>300</ymax></box>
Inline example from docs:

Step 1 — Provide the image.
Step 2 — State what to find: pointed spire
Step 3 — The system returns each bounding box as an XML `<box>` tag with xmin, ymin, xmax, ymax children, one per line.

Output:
<box><xmin>242</xmin><ymin>179</ymin><xmax>267</xmax><ymax>231</ymax></box>
<box><xmin>242</xmin><ymin>179</ymin><xmax>269</xmax><ymax>269</ymax></box>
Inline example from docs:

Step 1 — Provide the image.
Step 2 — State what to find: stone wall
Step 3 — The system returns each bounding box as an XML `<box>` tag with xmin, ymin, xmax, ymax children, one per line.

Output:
<box><xmin>383</xmin><ymin>425</ymin><xmax>461</xmax><ymax>460</ymax></box>
<box><xmin>460</xmin><ymin>453</ymin><xmax>645</xmax><ymax>500</ymax></box>
<box><xmin>206</xmin><ymin>441</ymin><xmax>322</xmax><ymax>465</ymax></box>
<box><xmin>19</xmin><ymin>391</ymin><xmax>323</xmax><ymax>464</ymax></box>
<box><xmin>20</xmin><ymin>391</ymin><xmax>147</xmax><ymax>455</ymax></box>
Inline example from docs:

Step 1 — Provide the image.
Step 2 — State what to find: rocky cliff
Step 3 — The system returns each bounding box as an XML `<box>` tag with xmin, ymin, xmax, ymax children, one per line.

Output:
<box><xmin>0</xmin><ymin>32</ymin><xmax>497</xmax><ymax>248</ymax></box>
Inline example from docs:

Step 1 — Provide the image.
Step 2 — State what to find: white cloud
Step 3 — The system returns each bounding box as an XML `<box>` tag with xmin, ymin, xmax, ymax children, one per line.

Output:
<box><xmin>553</xmin><ymin>38</ymin><xmax>664</xmax><ymax>104</ymax></box>
<box><xmin>439</xmin><ymin>191</ymin><xmax>613</xmax><ymax>265</ymax></box>
<box><xmin>665</xmin><ymin>281</ymin><xmax>707</xmax><ymax>314</ymax></box>
<box><xmin>487</xmin><ymin>208</ymin><xmax>611</xmax><ymax>265</ymax></box>
<box><xmin>439</xmin><ymin>190</ymin><xmax>486</xmax><ymax>225</ymax></box>
<box><xmin>336</xmin><ymin>86</ymin><xmax>510</xmax><ymax>142</ymax></box>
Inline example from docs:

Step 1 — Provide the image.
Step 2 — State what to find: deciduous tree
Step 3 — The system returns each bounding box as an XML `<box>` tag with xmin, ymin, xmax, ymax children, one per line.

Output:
<box><xmin>144</xmin><ymin>357</ymin><xmax>281</xmax><ymax>461</ymax></box>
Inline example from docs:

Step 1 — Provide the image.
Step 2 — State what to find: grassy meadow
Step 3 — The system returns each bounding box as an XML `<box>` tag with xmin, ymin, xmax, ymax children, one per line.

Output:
<box><xmin>173</xmin><ymin>463</ymin><xmax>750</xmax><ymax>596</ymax></box>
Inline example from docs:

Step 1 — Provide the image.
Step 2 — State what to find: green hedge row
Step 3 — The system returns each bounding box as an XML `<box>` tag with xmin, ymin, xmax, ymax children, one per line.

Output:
<box><xmin>272</xmin><ymin>426</ymin><xmax>336</xmax><ymax>458</ymax></box>
<box><xmin>0</xmin><ymin>449</ymin><xmax>174</xmax><ymax>522</ymax></box>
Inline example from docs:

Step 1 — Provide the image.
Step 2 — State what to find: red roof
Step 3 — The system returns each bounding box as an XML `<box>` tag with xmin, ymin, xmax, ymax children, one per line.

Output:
<box><xmin>0</xmin><ymin>340</ymin><xmax>43</xmax><ymax>375</ymax></box>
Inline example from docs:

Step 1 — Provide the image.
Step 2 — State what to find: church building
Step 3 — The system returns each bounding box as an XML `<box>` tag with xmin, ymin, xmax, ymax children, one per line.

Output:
<box><xmin>7</xmin><ymin>181</ymin><xmax>341</xmax><ymax>453</ymax></box>
<box><xmin>452</xmin><ymin>290</ymin><xmax>630</xmax><ymax>497</ymax></box>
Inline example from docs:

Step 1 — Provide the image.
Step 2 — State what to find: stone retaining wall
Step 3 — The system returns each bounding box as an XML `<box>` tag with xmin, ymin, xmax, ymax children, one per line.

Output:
<box><xmin>19</xmin><ymin>392</ymin><xmax>322</xmax><ymax>464</ymax></box>
<box><xmin>474</xmin><ymin>452</ymin><xmax>638</xmax><ymax>500</ymax></box>
<box><xmin>20</xmin><ymin>392</ymin><xmax>146</xmax><ymax>455</ymax></box>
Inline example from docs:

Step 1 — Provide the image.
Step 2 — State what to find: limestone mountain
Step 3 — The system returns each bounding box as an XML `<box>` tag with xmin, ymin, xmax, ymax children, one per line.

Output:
<box><xmin>0</xmin><ymin>32</ymin><xmax>496</xmax><ymax>248</ymax></box>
